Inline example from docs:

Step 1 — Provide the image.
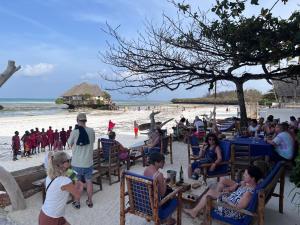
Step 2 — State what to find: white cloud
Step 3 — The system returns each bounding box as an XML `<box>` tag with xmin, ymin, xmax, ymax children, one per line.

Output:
<box><xmin>80</xmin><ymin>72</ymin><xmax>100</xmax><ymax>80</ymax></box>
<box><xmin>22</xmin><ymin>63</ymin><xmax>55</xmax><ymax>76</ymax></box>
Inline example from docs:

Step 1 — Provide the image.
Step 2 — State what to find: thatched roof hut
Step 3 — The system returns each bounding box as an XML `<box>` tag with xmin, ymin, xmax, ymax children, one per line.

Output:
<box><xmin>62</xmin><ymin>82</ymin><xmax>103</xmax><ymax>97</ymax></box>
<box><xmin>61</xmin><ymin>82</ymin><xmax>113</xmax><ymax>109</ymax></box>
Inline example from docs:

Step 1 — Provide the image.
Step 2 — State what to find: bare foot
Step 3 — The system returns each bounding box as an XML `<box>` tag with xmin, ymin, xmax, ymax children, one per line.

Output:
<box><xmin>183</xmin><ymin>208</ymin><xmax>197</xmax><ymax>219</ymax></box>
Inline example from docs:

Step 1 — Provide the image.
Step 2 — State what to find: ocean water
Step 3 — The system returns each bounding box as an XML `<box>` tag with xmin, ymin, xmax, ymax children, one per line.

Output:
<box><xmin>0</xmin><ymin>98</ymin><xmax>67</xmax><ymax>117</ymax></box>
<box><xmin>0</xmin><ymin>98</ymin><xmax>170</xmax><ymax>118</ymax></box>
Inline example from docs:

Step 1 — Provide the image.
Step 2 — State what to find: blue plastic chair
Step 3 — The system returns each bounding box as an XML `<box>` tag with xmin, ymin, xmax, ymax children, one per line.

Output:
<box><xmin>120</xmin><ymin>171</ymin><xmax>182</xmax><ymax>225</ymax></box>
<box><xmin>199</xmin><ymin>140</ymin><xmax>231</xmax><ymax>183</ymax></box>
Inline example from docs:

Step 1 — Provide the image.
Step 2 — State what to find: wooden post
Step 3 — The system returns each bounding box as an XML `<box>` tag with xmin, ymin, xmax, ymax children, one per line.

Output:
<box><xmin>257</xmin><ymin>191</ymin><xmax>265</xmax><ymax>225</ymax></box>
<box><xmin>279</xmin><ymin>168</ymin><xmax>285</xmax><ymax>213</ymax></box>
<box><xmin>169</xmin><ymin>135</ymin><xmax>173</xmax><ymax>164</ymax></box>
<box><xmin>230</xmin><ymin>144</ymin><xmax>235</xmax><ymax>180</ymax></box>
<box><xmin>153</xmin><ymin>179</ymin><xmax>160</xmax><ymax>225</ymax></box>
<box><xmin>120</xmin><ymin>172</ymin><xmax>125</xmax><ymax>225</ymax></box>
<box><xmin>177</xmin><ymin>191</ymin><xmax>182</xmax><ymax>225</ymax></box>
<box><xmin>187</xmin><ymin>138</ymin><xmax>191</xmax><ymax>165</ymax></box>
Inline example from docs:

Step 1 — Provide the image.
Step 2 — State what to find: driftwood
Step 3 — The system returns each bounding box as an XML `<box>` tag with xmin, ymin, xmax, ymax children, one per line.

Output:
<box><xmin>149</xmin><ymin>111</ymin><xmax>160</xmax><ymax>132</ymax></box>
<box><xmin>0</xmin><ymin>60</ymin><xmax>21</xmax><ymax>87</ymax></box>
<box><xmin>0</xmin><ymin>166</ymin><xmax>26</xmax><ymax>210</ymax></box>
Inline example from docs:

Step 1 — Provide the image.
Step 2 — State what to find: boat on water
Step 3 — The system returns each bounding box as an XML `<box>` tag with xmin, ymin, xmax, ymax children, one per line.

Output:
<box><xmin>138</xmin><ymin>122</ymin><xmax>162</xmax><ymax>131</ymax></box>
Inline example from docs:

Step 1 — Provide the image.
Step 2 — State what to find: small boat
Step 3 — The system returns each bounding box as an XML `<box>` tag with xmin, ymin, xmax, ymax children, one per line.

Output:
<box><xmin>138</xmin><ymin>122</ymin><xmax>162</xmax><ymax>131</ymax></box>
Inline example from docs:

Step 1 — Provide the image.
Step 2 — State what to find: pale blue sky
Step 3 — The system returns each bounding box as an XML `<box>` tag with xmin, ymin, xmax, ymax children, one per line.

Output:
<box><xmin>0</xmin><ymin>0</ymin><xmax>298</xmax><ymax>100</ymax></box>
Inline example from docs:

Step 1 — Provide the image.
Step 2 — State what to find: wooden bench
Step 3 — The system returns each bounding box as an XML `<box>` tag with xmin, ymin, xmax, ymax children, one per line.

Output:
<box><xmin>33</xmin><ymin>149</ymin><xmax>103</xmax><ymax>202</ymax></box>
<box><xmin>205</xmin><ymin>161</ymin><xmax>285</xmax><ymax>225</ymax></box>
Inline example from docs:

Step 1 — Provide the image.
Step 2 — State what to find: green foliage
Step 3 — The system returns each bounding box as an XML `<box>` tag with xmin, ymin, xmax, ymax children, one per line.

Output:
<box><xmin>102</xmin><ymin>91</ymin><xmax>111</xmax><ymax>100</ymax></box>
<box><xmin>96</xmin><ymin>99</ymin><xmax>104</xmax><ymax>105</ymax></box>
<box><xmin>55</xmin><ymin>98</ymin><xmax>64</xmax><ymax>104</ymax></box>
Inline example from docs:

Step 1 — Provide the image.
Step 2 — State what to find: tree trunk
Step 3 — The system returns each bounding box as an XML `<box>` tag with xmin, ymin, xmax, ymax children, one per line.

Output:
<box><xmin>235</xmin><ymin>82</ymin><xmax>248</xmax><ymax>127</ymax></box>
<box><xmin>0</xmin><ymin>166</ymin><xmax>26</xmax><ymax>211</ymax></box>
<box><xmin>0</xmin><ymin>60</ymin><xmax>21</xmax><ymax>87</ymax></box>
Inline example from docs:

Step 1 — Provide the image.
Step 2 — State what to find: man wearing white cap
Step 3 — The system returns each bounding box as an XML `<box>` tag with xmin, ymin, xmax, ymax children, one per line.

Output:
<box><xmin>68</xmin><ymin>112</ymin><xmax>95</xmax><ymax>209</ymax></box>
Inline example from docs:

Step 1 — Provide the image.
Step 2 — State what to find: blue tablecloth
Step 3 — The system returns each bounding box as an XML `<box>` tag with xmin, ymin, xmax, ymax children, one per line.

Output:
<box><xmin>220</xmin><ymin>137</ymin><xmax>274</xmax><ymax>157</ymax></box>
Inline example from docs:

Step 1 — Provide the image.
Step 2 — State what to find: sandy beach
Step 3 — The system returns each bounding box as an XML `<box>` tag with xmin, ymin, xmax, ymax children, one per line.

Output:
<box><xmin>0</xmin><ymin>104</ymin><xmax>298</xmax><ymax>225</ymax></box>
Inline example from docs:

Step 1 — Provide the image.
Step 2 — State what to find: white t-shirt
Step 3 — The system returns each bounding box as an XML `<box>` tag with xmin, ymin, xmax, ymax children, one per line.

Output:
<box><xmin>42</xmin><ymin>176</ymin><xmax>72</xmax><ymax>218</ymax></box>
<box><xmin>194</xmin><ymin>120</ymin><xmax>204</xmax><ymax>132</ymax></box>
<box><xmin>273</xmin><ymin>131</ymin><xmax>294</xmax><ymax>160</ymax></box>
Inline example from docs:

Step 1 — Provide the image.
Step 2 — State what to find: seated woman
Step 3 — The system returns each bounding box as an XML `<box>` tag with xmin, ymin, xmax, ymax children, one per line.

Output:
<box><xmin>188</xmin><ymin>133</ymin><xmax>222</xmax><ymax>180</ymax></box>
<box><xmin>108</xmin><ymin>131</ymin><xmax>130</xmax><ymax>161</ymax></box>
<box><xmin>184</xmin><ymin>165</ymin><xmax>263</xmax><ymax>219</ymax></box>
<box><xmin>144</xmin><ymin>127</ymin><xmax>163</xmax><ymax>155</ymax></box>
<box><xmin>144</xmin><ymin>152</ymin><xmax>176</xmax><ymax>225</ymax></box>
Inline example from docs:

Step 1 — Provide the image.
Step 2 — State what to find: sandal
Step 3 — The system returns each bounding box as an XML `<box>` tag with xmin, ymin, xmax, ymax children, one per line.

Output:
<box><xmin>86</xmin><ymin>199</ymin><xmax>93</xmax><ymax>208</ymax></box>
<box><xmin>72</xmin><ymin>201</ymin><xmax>80</xmax><ymax>209</ymax></box>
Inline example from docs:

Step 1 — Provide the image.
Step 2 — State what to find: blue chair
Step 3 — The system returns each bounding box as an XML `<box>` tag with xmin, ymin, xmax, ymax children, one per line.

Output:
<box><xmin>120</xmin><ymin>171</ymin><xmax>182</xmax><ymax>225</ymax></box>
<box><xmin>142</xmin><ymin>135</ymin><xmax>173</xmax><ymax>166</ymax></box>
<box><xmin>205</xmin><ymin>161</ymin><xmax>285</xmax><ymax>225</ymax></box>
<box><xmin>187</xmin><ymin>134</ymin><xmax>202</xmax><ymax>164</ymax></box>
<box><xmin>199</xmin><ymin>141</ymin><xmax>231</xmax><ymax>184</ymax></box>
<box><xmin>99</xmin><ymin>138</ymin><xmax>121</xmax><ymax>185</ymax></box>
<box><xmin>99</xmin><ymin>138</ymin><xmax>131</xmax><ymax>170</ymax></box>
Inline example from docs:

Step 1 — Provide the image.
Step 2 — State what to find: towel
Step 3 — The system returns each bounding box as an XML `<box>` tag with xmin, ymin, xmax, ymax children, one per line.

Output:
<box><xmin>76</xmin><ymin>126</ymin><xmax>90</xmax><ymax>146</ymax></box>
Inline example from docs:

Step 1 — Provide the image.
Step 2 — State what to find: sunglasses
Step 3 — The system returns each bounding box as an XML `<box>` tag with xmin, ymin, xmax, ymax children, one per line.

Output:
<box><xmin>63</xmin><ymin>159</ymin><xmax>70</xmax><ymax>163</ymax></box>
<box><xmin>208</xmin><ymin>138</ymin><xmax>215</xmax><ymax>141</ymax></box>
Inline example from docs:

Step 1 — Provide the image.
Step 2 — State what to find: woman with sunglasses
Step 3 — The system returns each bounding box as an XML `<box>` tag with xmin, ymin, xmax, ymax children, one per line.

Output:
<box><xmin>188</xmin><ymin>133</ymin><xmax>222</xmax><ymax>180</ymax></box>
<box><xmin>39</xmin><ymin>151</ymin><xmax>80</xmax><ymax>225</ymax></box>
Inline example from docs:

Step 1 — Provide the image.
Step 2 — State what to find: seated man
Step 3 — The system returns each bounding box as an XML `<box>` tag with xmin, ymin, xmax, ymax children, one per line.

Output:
<box><xmin>143</xmin><ymin>127</ymin><xmax>163</xmax><ymax>155</ymax></box>
<box><xmin>247</xmin><ymin>119</ymin><xmax>259</xmax><ymax>137</ymax></box>
<box><xmin>184</xmin><ymin>165</ymin><xmax>263</xmax><ymax>219</ymax></box>
<box><xmin>144</xmin><ymin>152</ymin><xmax>176</xmax><ymax>225</ymax></box>
<box><xmin>266</xmin><ymin>122</ymin><xmax>294</xmax><ymax>162</ymax></box>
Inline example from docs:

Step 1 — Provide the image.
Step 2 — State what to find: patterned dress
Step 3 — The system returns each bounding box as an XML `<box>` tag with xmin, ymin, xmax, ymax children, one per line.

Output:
<box><xmin>214</xmin><ymin>185</ymin><xmax>254</xmax><ymax>219</ymax></box>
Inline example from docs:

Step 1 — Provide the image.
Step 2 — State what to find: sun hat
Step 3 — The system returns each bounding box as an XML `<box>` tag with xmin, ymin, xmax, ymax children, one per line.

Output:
<box><xmin>77</xmin><ymin>113</ymin><xmax>87</xmax><ymax>121</ymax></box>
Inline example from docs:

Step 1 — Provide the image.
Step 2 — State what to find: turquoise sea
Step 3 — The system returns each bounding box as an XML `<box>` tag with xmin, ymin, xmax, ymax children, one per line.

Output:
<box><xmin>0</xmin><ymin>98</ymin><xmax>170</xmax><ymax>118</ymax></box>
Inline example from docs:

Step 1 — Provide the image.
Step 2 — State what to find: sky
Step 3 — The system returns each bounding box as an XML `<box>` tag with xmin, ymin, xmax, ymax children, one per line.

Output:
<box><xmin>0</xmin><ymin>0</ymin><xmax>299</xmax><ymax>101</ymax></box>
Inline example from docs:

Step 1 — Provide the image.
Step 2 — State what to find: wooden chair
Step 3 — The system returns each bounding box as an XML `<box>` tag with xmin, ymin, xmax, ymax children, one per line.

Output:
<box><xmin>205</xmin><ymin>161</ymin><xmax>285</xmax><ymax>225</ymax></box>
<box><xmin>187</xmin><ymin>134</ymin><xmax>203</xmax><ymax>164</ymax></box>
<box><xmin>120</xmin><ymin>171</ymin><xmax>183</xmax><ymax>225</ymax></box>
<box><xmin>99</xmin><ymin>139</ymin><xmax>121</xmax><ymax>185</ymax></box>
<box><xmin>92</xmin><ymin>148</ymin><xmax>103</xmax><ymax>191</ymax></box>
<box><xmin>198</xmin><ymin>140</ymin><xmax>231</xmax><ymax>184</ymax></box>
<box><xmin>142</xmin><ymin>134</ymin><xmax>173</xmax><ymax>166</ymax></box>
<box><xmin>231</xmin><ymin>144</ymin><xmax>255</xmax><ymax>180</ymax></box>
<box><xmin>99</xmin><ymin>138</ymin><xmax>130</xmax><ymax>170</ymax></box>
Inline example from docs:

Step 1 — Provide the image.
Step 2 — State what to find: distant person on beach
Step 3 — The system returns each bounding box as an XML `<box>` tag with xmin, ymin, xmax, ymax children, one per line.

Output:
<box><xmin>144</xmin><ymin>152</ymin><xmax>176</xmax><ymax>225</ymax></box>
<box><xmin>40</xmin><ymin>128</ymin><xmax>48</xmax><ymax>152</ymax></box>
<box><xmin>66</xmin><ymin>126</ymin><xmax>72</xmax><ymax>149</ymax></box>
<box><xmin>12</xmin><ymin>131</ymin><xmax>20</xmax><ymax>161</ymax></box>
<box><xmin>47</xmin><ymin>126</ymin><xmax>54</xmax><ymax>151</ymax></box>
<box><xmin>68</xmin><ymin>113</ymin><xmax>95</xmax><ymax>209</ymax></box>
<box><xmin>60</xmin><ymin>128</ymin><xmax>67</xmax><ymax>150</ymax></box>
<box><xmin>108</xmin><ymin>120</ymin><xmax>115</xmax><ymax>132</ymax></box>
<box><xmin>30</xmin><ymin>129</ymin><xmax>37</xmax><ymax>154</ymax></box>
<box><xmin>39</xmin><ymin>151</ymin><xmax>80</xmax><ymax>225</ymax></box>
<box><xmin>35</xmin><ymin>128</ymin><xmax>41</xmax><ymax>152</ymax></box>
<box><xmin>267</xmin><ymin>122</ymin><xmax>294</xmax><ymax>162</ymax></box>
<box><xmin>133</xmin><ymin>120</ymin><xmax>139</xmax><ymax>138</ymax></box>
<box><xmin>21</xmin><ymin>130</ymin><xmax>31</xmax><ymax>157</ymax></box>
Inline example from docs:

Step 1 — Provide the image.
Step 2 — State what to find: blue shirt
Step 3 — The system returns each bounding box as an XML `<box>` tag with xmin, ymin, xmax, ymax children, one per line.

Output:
<box><xmin>273</xmin><ymin>131</ymin><xmax>294</xmax><ymax>160</ymax></box>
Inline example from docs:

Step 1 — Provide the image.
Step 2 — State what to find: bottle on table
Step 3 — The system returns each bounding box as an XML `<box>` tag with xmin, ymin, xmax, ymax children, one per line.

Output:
<box><xmin>179</xmin><ymin>165</ymin><xmax>184</xmax><ymax>183</ymax></box>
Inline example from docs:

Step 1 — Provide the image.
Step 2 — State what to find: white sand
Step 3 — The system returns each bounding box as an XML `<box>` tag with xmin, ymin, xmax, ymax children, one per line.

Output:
<box><xmin>1</xmin><ymin>104</ymin><xmax>298</xmax><ymax>225</ymax></box>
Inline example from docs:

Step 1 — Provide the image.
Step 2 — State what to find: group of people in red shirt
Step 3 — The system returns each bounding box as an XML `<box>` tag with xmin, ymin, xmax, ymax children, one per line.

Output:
<box><xmin>11</xmin><ymin>126</ymin><xmax>73</xmax><ymax>160</ymax></box>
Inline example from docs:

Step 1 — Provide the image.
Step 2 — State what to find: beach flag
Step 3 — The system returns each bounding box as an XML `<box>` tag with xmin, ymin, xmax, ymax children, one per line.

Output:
<box><xmin>108</xmin><ymin>120</ymin><xmax>115</xmax><ymax>131</ymax></box>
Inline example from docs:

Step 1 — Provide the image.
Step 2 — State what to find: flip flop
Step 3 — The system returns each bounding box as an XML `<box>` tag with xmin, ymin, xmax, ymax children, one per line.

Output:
<box><xmin>86</xmin><ymin>200</ymin><xmax>93</xmax><ymax>208</ymax></box>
